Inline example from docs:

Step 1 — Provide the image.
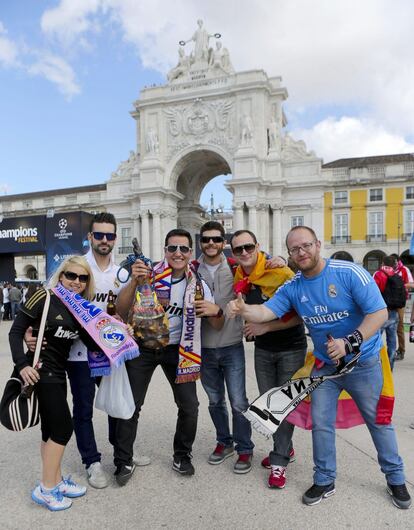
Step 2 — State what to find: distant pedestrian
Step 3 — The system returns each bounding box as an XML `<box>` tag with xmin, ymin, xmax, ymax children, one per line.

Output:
<box><xmin>9</xmin><ymin>284</ymin><xmax>22</xmax><ymax>320</ymax></box>
<box><xmin>390</xmin><ymin>254</ymin><xmax>414</xmax><ymax>361</ymax></box>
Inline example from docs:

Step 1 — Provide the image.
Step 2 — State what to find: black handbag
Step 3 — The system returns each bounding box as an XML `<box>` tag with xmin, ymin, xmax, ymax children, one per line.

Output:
<box><xmin>0</xmin><ymin>289</ymin><xmax>50</xmax><ymax>431</ymax></box>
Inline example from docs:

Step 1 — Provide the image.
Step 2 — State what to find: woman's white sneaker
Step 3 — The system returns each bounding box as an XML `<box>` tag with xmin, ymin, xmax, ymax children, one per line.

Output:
<box><xmin>32</xmin><ymin>484</ymin><xmax>72</xmax><ymax>511</ymax></box>
<box><xmin>58</xmin><ymin>475</ymin><xmax>87</xmax><ymax>497</ymax></box>
<box><xmin>87</xmin><ymin>462</ymin><xmax>108</xmax><ymax>489</ymax></box>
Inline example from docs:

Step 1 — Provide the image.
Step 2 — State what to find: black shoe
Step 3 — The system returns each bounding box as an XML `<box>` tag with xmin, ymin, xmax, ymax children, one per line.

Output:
<box><xmin>115</xmin><ymin>463</ymin><xmax>136</xmax><ymax>486</ymax></box>
<box><xmin>302</xmin><ymin>483</ymin><xmax>336</xmax><ymax>505</ymax></box>
<box><xmin>172</xmin><ymin>456</ymin><xmax>195</xmax><ymax>476</ymax></box>
<box><xmin>387</xmin><ymin>483</ymin><xmax>412</xmax><ymax>509</ymax></box>
<box><xmin>395</xmin><ymin>350</ymin><xmax>405</xmax><ymax>361</ymax></box>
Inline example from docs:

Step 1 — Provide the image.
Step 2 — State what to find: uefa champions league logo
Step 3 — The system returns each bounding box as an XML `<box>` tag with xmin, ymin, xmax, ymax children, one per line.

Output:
<box><xmin>59</xmin><ymin>218</ymin><xmax>68</xmax><ymax>232</ymax></box>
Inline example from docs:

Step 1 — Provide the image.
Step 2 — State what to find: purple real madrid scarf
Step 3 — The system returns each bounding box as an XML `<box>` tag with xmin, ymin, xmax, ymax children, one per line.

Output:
<box><xmin>153</xmin><ymin>260</ymin><xmax>202</xmax><ymax>383</ymax></box>
<box><xmin>53</xmin><ymin>283</ymin><xmax>140</xmax><ymax>376</ymax></box>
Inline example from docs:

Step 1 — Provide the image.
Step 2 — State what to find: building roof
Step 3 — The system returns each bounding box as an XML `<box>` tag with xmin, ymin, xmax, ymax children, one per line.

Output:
<box><xmin>0</xmin><ymin>183</ymin><xmax>107</xmax><ymax>202</ymax></box>
<box><xmin>322</xmin><ymin>153</ymin><xmax>414</xmax><ymax>169</ymax></box>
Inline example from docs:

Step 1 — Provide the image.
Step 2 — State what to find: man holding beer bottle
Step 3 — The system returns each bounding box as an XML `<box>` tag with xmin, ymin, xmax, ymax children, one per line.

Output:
<box><xmin>114</xmin><ymin>229</ymin><xmax>223</xmax><ymax>484</ymax></box>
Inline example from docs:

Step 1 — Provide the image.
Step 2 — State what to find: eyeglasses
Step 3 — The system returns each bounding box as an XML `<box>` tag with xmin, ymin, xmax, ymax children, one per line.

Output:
<box><xmin>232</xmin><ymin>243</ymin><xmax>256</xmax><ymax>256</ymax></box>
<box><xmin>288</xmin><ymin>241</ymin><xmax>317</xmax><ymax>256</ymax></box>
<box><xmin>63</xmin><ymin>271</ymin><xmax>89</xmax><ymax>283</ymax></box>
<box><xmin>92</xmin><ymin>232</ymin><xmax>117</xmax><ymax>241</ymax></box>
<box><xmin>200</xmin><ymin>236</ymin><xmax>225</xmax><ymax>244</ymax></box>
<box><xmin>165</xmin><ymin>245</ymin><xmax>192</xmax><ymax>254</ymax></box>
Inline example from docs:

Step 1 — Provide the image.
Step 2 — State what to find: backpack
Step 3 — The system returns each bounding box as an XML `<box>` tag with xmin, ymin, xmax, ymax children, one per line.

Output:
<box><xmin>381</xmin><ymin>272</ymin><xmax>406</xmax><ymax>309</ymax></box>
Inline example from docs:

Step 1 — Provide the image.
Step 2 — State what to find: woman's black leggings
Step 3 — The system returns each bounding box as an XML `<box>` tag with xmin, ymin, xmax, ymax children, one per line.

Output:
<box><xmin>37</xmin><ymin>380</ymin><xmax>73</xmax><ymax>445</ymax></box>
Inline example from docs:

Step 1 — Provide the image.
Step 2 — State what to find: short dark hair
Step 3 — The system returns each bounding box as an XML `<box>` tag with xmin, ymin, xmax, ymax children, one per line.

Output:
<box><xmin>383</xmin><ymin>255</ymin><xmax>397</xmax><ymax>268</ymax></box>
<box><xmin>389</xmin><ymin>253</ymin><xmax>400</xmax><ymax>260</ymax></box>
<box><xmin>200</xmin><ymin>221</ymin><xmax>225</xmax><ymax>237</ymax></box>
<box><xmin>89</xmin><ymin>212</ymin><xmax>117</xmax><ymax>233</ymax></box>
<box><xmin>164</xmin><ymin>228</ymin><xmax>192</xmax><ymax>248</ymax></box>
<box><xmin>285</xmin><ymin>225</ymin><xmax>318</xmax><ymax>248</ymax></box>
<box><xmin>229</xmin><ymin>230</ymin><xmax>257</xmax><ymax>248</ymax></box>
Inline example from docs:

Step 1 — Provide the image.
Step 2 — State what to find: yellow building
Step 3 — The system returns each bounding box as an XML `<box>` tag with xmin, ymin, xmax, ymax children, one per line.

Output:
<box><xmin>323</xmin><ymin>153</ymin><xmax>414</xmax><ymax>273</ymax></box>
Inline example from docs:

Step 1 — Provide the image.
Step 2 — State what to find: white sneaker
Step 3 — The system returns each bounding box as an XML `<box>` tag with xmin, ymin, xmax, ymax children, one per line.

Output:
<box><xmin>32</xmin><ymin>484</ymin><xmax>72</xmax><ymax>511</ymax></box>
<box><xmin>133</xmin><ymin>455</ymin><xmax>151</xmax><ymax>466</ymax></box>
<box><xmin>58</xmin><ymin>475</ymin><xmax>87</xmax><ymax>498</ymax></box>
<box><xmin>87</xmin><ymin>462</ymin><xmax>108</xmax><ymax>489</ymax></box>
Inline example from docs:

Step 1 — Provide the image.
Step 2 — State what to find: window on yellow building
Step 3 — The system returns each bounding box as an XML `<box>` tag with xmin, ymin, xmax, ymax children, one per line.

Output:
<box><xmin>368</xmin><ymin>211</ymin><xmax>384</xmax><ymax>239</ymax></box>
<box><xmin>406</xmin><ymin>186</ymin><xmax>414</xmax><ymax>200</ymax></box>
<box><xmin>405</xmin><ymin>210</ymin><xmax>414</xmax><ymax>235</ymax></box>
<box><xmin>369</xmin><ymin>188</ymin><xmax>383</xmax><ymax>202</ymax></box>
<box><xmin>334</xmin><ymin>191</ymin><xmax>348</xmax><ymax>204</ymax></box>
<box><xmin>334</xmin><ymin>214</ymin><xmax>349</xmax><ymax>241</ymax></box>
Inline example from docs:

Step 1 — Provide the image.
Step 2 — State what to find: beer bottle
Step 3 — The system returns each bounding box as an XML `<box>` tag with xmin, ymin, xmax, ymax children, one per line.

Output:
<box><xmin>194</xmin><ymin>280</ymin><xmax>204</xmax><ymax>301</ymax></box>
<box><xmin>106</xmin><ymin>290</ymin><xmax>117</xmax><ymax>316</ymax></box>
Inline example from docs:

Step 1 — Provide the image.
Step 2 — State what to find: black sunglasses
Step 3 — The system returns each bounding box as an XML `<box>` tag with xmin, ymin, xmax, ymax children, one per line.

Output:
<box><xmin>92</xmin><ymin>231</ymin><xmax>116</xmax><ymax>241</ymax></box>
<box><xmin>232</xmin><ymin>243</ymin><xmax>256</xmax><ymax>256</ymax></box>
<box><xmin>200</xmin><ymin>236</ymin><xmax>225</xmax><ymax>244</ymax></box>
<box><xmin>165</xmin><ymin>245</ymin><xmax>192</xmax><ymax>254</ymax></box>
<box><xmin>63</xmin><ymin>271</ymin><xmax>89</xmax><ymax>283</ymax></box>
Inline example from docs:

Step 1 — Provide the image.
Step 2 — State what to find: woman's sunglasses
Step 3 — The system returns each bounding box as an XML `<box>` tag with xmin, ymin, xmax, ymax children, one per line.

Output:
<box><xmin>232</xmin><ymin>243</ymin><xmax>256</xmax><ymax>256</ymax></box>
<box><xmin>63</xmin><ymin>271</ymin><xmax>89</xmax><ymax>283</ymax></box>
<box><xmin>92</xmin><ymin>231</ymin><xmax>117</xmax><ymax>241</ymax></box>
<box><xmin>165</xmin><ymin>245</ymin><xmax>192</xmax><ymax>254</ymax></box>
<box><xmin>200</xmin><ymin>236</ymin><xmax>225</xmax><ymax>244</ymax></box>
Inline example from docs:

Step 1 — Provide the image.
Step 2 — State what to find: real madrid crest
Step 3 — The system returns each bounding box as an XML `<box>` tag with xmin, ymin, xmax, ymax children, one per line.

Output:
<box><xmin>96</xmin><ymin>317</ymin><xmax>126</xmax><ymax>349</ymax></box>
<box><xmin>328</xmin><ymin>284</ymin><xmax>337</xmax><ymax>298</ymax></box>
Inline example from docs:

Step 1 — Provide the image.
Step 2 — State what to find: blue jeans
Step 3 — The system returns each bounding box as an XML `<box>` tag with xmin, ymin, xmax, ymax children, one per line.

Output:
<box><xmin>255</xmin><ymin>345</ymin><xmax>307</xmax><ymax>466</ymax></box>
<box><xmin>311</xmin><ymin>354</ymin><xmax>405</xmax><ymax>486</ymax></box>
<box><xmin>67</xmin><ymin>361</ymin><xmax>117</xmax><ymax>467</ymax></box>
<box><xmin>381</xmin><ymin>310</ymin><xmax>398</xmax><ymax>370</ymax></box>
<box><xmin>201</xmin><ymin>342</ymin><xmax>254</xmax><ymax>455</ymax></box>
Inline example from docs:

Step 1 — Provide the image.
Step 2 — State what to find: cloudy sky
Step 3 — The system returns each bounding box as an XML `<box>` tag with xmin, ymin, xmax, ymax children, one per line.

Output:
<box><xmin>1</xmin><ymin>0</ymin><xmax>414</xmax><ymax>209</ymax></box>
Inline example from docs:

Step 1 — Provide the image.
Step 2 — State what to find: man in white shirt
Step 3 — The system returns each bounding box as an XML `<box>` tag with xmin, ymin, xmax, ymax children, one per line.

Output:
<box><xmin>67</xmin><ymin>212</ymin><xmax>149</xmax><ymax>489</ymax></box>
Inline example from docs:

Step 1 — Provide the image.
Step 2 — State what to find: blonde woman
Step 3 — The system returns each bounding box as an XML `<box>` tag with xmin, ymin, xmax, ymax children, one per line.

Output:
<box><xmin>9</xmin><ymin>256</ymin><xmax>97</xmax><ymax>511</ymax></box>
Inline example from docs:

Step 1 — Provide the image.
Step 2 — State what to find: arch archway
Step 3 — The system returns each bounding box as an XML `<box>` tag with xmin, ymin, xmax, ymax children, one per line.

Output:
<box><xmin>23</xmin><ymin>264</ymin><xmax>38</xmax><ymax>280</ymax></box>
<box><xmin>363</xmin><ymin>250</ymin><xmax>386</xmax><ymax>275</ymax></box>
<box><xmin>330</xmin><ymin>251</ymin><xmax>354</xmax><ymax>262</ymax></box>
<box><xmin>171</xmin><ymin>148</ymin><xmax>232</xmax><ymax>237</ymax></box>
<box><xmin>400</xmin><ymin>249</ymin><xmax>414</xmax><ymax>274</ymax></box>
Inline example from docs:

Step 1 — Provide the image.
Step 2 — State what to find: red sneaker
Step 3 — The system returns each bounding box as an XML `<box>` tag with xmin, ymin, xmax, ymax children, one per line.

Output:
<box><xmin>261</xmin><ymin>448</ymin><xmax>295</xmax><ymax>469</ymax></box>
<box><xmin>268</xmin><ymin>465</ymin><xmax>286</xmax><ymax>489</ymax></box>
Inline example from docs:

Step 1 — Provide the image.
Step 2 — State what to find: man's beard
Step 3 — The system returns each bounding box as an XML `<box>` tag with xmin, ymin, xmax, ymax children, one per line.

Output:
<box><xmin>92</xmin><ymin>243</ymin><xmax>113</xmax><ymax>256</ymax></box>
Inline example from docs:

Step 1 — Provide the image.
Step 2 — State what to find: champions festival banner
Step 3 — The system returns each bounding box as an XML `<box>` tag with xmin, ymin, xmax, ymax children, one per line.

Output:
<box><xmin>45</xmin><ymin>211</ymin><xmax>92</xmax><ymax>277</ymax></box>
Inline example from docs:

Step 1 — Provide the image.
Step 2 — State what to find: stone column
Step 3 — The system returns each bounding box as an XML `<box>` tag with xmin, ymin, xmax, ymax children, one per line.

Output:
<box><xmin>257</xmin><ymin>204</ymin><xmax>269</xmax><ymax>252</ymax></box>
<box><xmin>247</xmin><ymin>204</ymin><xmax>257</xmax><ymax>235</ymax></box>
<box><xmin>141</xmin><ymin>211</ymin><xmax>150</xmax><ymax>256</ymax></box>
<box><xmin>232</xmin><ymin>205</ymin><xmax>243</xmax><ymax>231</ymax></box>
<box><xmin>272</xmin><ymin>206</ymin><xmax>283</xmax><ymax>257</ymax></box>
<box><xmin>152</xmin><ymin>211</ymin><xmax>162</xmax><ymax>261</ymax></box>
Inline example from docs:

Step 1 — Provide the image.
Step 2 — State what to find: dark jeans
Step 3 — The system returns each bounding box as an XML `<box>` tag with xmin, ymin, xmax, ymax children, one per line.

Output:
<box><xmin>201</xmin><ymin>342</ymin><xmax>253</xmax><ymax>454</ymax></box>
<box><xmin>254</xmin><ymin>345</ymin><xmax>306</xmax><ymax>466</ymax></box>
<box><xmin>67</xmin><ymin>361</ymin><xmax>117</xmax><ymax>468</ymax></box>
<box><xmin>113</xmin><ymin>344</ymin><xmax>199</xmax><ymax>468</ymax></box>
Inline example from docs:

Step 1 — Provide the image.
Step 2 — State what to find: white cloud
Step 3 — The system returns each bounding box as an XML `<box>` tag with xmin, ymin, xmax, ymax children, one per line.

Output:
<box><xmin>38</xmin><ymin>0</ymin><xmax>414</xmax><ymax>138</ymax></box>
<box><xmin>0</xmin><ymin>21</ymin><xmax>19</xmax><ymax>66</ymax></box>
<box><xmin>291</xmin><ymin>117</ymin><xmax>414</xmax><ymax>163</ymax></box>
<box><xmin>27</xmin><ymin>53</ymin><xmax>81</xmax><ymax>99</ymax></box>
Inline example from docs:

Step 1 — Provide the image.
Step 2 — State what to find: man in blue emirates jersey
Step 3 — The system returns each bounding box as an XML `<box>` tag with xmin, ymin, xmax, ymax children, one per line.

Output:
<box><xmin>227</xmin><ymin>225</ymin><xmax>411</xmax><ymax>510</ymax></box>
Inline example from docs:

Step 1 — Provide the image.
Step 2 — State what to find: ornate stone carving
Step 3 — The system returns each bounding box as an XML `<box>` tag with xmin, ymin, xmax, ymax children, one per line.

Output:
<box><xmin>164</xmin><ymin>97</ymin><xmax>236</xmax><ymax>160</ymax></box>
<box><xmin>145</xmin><ymin>128</ymin><xmax>159</xmax><ymax>155</ymax></box>
<box><xmin>281</xmin><ymin>134</ymin><xmax>315</xmax><ymax>162</ymax></box>
<box><xmin>240</xmin><ymin>114</ymin><xmax>254</xmax><ymax>146</ymax></box>
<box><xmin>167</xmin><ymin>20</ymin><xmax>234</xmax><ymax>84</ymax></box>
<box><xmin>111</xmin><ymin>150</ymin><xmax>139</xmax><ymax>178</ymax></box>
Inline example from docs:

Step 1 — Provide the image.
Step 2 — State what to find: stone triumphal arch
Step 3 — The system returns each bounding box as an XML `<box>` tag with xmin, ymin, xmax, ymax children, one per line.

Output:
<box><xmin>107</xmin><ymin>20</ymin><xmax>322</xmax><ymax>261</ymax></box>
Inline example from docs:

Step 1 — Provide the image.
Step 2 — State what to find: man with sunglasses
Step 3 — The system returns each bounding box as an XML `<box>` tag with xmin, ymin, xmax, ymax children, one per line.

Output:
<box><xmin>227</xmin><ymin>226</ymin><xmax>411</xmax><ymax>510</ymax></box>
<box><xmin>194</xmin><ymin>221</ymin><xmax>256</xmax><ymax>473</ymax></box>
<box><xmin>229</xmin><ymin>229</ymin><xmax>307</xmax><ymax>488</ymax></box>
<box><xmin>114</xmin><ymin>228</ymin><xmax>223</xmax><ymax>483</ymax></box>
<box><xmin>66</xmin><ymin>212</ymin><xmax>150</xmax><ymax>489</ymax></box>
